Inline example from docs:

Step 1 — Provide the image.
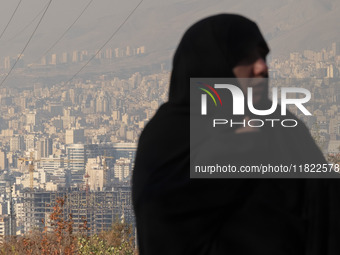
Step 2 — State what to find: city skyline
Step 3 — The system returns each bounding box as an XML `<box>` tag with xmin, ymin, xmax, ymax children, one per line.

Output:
<box><xmin>1</xmin><ymin>0</ymin><xmax>340</xmax><ymax>83</ymax></box>
<box><xmin>1</xmin><ymin>0</ymin><xmax>340</xmax><ymax>247</ymax></box>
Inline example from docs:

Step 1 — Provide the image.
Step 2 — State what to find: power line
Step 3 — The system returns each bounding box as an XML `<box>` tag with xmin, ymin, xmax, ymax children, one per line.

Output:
<box><xmin>0</xmin><ymin>0</ymin><xmax>23</xmax><ymax>41</ymax></box>
<box><xmin>0</xmin><ymin>0</ymin><xmax>53</xmax><ymax>87</ymax></box>
<box><xmin>38</xmin><ymin>0</ymin><xmax>94</xmax><ymax>62</ymax></box>
<box><xmin>66</xmin><ymin>0</ymin><xmax>144</xmax><ymax>84</ymax></box>
<box><xmin>6</xmin><ymin>1</ymin><xmax>49</xmax><ymax>42</ymax></box>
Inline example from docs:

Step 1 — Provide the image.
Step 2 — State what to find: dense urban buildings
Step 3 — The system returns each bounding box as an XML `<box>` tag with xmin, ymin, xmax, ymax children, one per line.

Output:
<box><xmin>0</xmin><ymin>41</ymin><xmax>340</xmax><ymax>241</ymax></box>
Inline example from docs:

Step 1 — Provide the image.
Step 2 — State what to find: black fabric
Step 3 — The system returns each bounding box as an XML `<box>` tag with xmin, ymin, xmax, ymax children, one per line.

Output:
<box><xmin>132</xmin><ymin>14</ymin><xmax>339</xmax><ymax>255</ymax></box>
<box><xmin>168</xmin><ymin>14</ymin><xmax>269</xmax><ymax>106</ymax></box>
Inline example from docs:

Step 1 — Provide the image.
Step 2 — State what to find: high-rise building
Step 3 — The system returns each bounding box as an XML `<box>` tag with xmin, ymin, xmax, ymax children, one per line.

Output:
<box><xmin>15</xmin><ymin>202</ymin><xmax>25</xmax><ymax>232</ymax></box>
<box><xmin>20</xmin><ymin>97</ymin><xmax>27</xmax><ymax>110</ymax></box>
<box><xmin>4</xmin><ymin>56</ymin><xmax>11</xmax><ymax>69</ymax></box>
<box><xmin>119</xmin><ymin>124</ymin><xmax>126</xmax><ymax>138</ymax></box>
<box><xmin>129</xmin><ymin>72</ymin><xmax>142</xmax><ymax>89</ymax></box>
<box><xmin>60</xmin><ymin>52</ymin><xmax>68</xmax><ymax>63</ymax></box>
<box><xmin>327</xmin><ymin>64</ymin><xmax>334</xmax><ymax>78</ymax></box>
<box><xmin>126</xmin><ymin>46</ymin><xmax>131</xmax><ymax>56</ymax></box>
<box><xmin>126</xmin><ymin>130</ymin><xmax>136</xmax><ymax>141</ymax></box>
<box><xmin>10</xmin><ymin>135</ymin><xmax>24</xmax><ymax>152</ymax></box>
<box><xmin>65</xmin><ymin>129</ymin><xmax>85</xmax><ymax>144</ymax></box>
<box><xmin>114</xmin><ymin>157</ymin><xmax>132</xmax><ymax>182</ymax></box>
<box><xmin>95</xmin><ymin>49</ymin><xmax>102</xmax><ymax>59</ymax></box>
<box><xmin>66</xmin><ymin>144</ymin><xmax>85</xmax><ymax>184</ymax></box>
<box><xmin>0</xmin><ymin>150</ymin><xmax>7</xmax><ymax>170</ymax></box>
<box><xmin>6</xmin><ymin>152</ymin><xmax>15</xmax><ymax>168</ymax></box>
<box><xmin>40</xmin><ymin>56</ymin><xmax>47</xmax><ymax>65</ymax></box>
<box><xmin>96</xmin><ymin>92</ymin><xmax>108</xmax><ymax>113</ymax></box>
<box><xmin>112</xmin><ymin>110</ymin><xmax>121</xmax><ymax>121</ymax></box>
<box><xmin>114</xmin><ymin>48</ymin><xmax>119</xmax><ymax>58</ymax></box>
<box><xmin>49</xmin><ymin>103</ymin><xmax>63</xmax><ymax>117</ymax></box>
<box><xmin>5</xmin><ymin>184</ymin><xmax>16</xmax><ymax>237</ymax></box>
<box><xmin>122</xmin><ymin>113</ymin><xmax>129</xmax><ymax>125</ymax></box>
<box><xmin>38</xmin><ymin>159</ymin><xmax>64</xmax><ymax>175</ymax></box>
<box><xmin>37</xmin><ymin>137</ymin><xmax>53</xmax><ymax>159</ymax></box>
<box><xmin>86</xmin><ymin>157</ymin><xmax>105</xmax><ymax>191</ymax></box>
<box><xmin>72</xmin><ymin>51</ymin><xmax>79</xmax><ymax>62</ymax></box>
<box><xmin>137</xmin><ymin>46</ymin><xmax>145</xmax><ymax>54</ymax></box>
<box><xmin>25</xmin><ymin>134</ymin><xmax>35</xmax><ymax>151</ymax></box>
<box><xmin>331</xmin><ymin>42</ymin><xmax>337</xmax><ymax>56</ymax></box>
<box><xmin>26</xmin><ymin>111</ymin><xmax>36</xmax><ymax>126</ymax></box>
<box><xmin>69</xmin><ymin>88</ymin><xmax>78</xmax><ymax>104</ymax></box>
<box><xmin>80</xmin><ymin>50</ymin><xmax>88</xmax><ymax>61</ymax></box>
<box><xmin>111</xmin><ymin>143</ymin><xmax>136</xmax><ymax>160</ymax></box>
<box><xmin>105</xmin><ymin>48</ymin><xmax>112</xmax><ymax>59</ymax></box>
<box><xmin>50</xmin><ymin>54</ymin><xmax>57</xmax><ymax>65</ymax></box>
<box><xmin>0</xmin><ymin>215</ymin><xmax>10</xmax><ymax>243</ymax></box>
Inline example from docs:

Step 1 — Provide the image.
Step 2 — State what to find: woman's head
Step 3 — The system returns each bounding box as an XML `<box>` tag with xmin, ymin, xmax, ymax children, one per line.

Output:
<box><xmin>168</xmin><ymin>14</ymin><xmax>269</xmax><ymax>106</ymax></box>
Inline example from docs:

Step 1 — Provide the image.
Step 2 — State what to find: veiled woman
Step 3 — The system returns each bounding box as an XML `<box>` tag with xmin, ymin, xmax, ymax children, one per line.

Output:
<box><xmin>132</xmin><ymin>14</ymin><xmax>339</xmax><ymax>255</ymax></box>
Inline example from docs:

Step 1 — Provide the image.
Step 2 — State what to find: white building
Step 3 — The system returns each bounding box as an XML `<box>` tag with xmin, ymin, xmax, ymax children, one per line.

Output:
<box><xmin>114</xmin><ymin>157</ymin><xmax>132</xmax><ymax>182</ymax></box>
<box><xmin>0</xmin><ymin>215</ymin><xmax>10</xmax><ymax>243</ymax></box>
<box><xmin>86</xmin><ymin>157</ymin><xmax>105</xmax><ymax>191</ymax></box>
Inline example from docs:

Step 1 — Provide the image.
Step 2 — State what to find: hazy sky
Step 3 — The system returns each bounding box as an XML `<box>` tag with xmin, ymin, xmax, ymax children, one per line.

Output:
<box><xmin>0</xmin><ymin>0</ymin><xmax>143</xmax><ymax>59</ymax></box>
<box><xmin>0</xmin><ymin>0</ymin><xmax>339</xmax><ymax>65</ymax></box>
